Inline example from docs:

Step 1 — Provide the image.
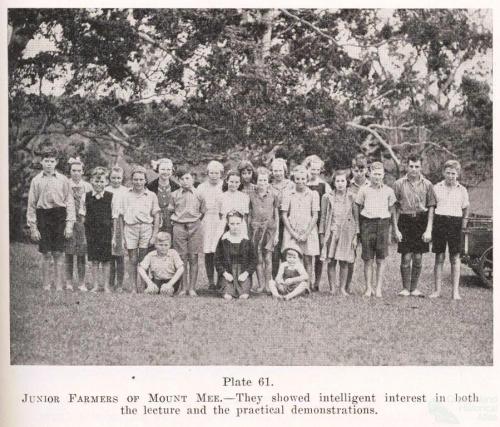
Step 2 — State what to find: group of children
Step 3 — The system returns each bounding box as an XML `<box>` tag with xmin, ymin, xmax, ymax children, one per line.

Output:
<box><xmin>27</xmin><ymin>146</ymin><xmax>469</xmax><ymax>301</ymax></box>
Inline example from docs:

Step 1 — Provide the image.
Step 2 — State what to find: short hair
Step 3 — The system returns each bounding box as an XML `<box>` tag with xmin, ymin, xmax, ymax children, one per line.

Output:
<box><xmin>303</xmin><ymin>154</ymin><xmax>324</xmax><ymax>169</ymax></box>
<box><xmin>271</xmin><ymin>158</ymin><xmax>288</xmax><ymax>175</ymax></box>
<box><xmin>68</xmin><ymin>156</ymin><xmax>84</xmax><ymax>169</ymax></box>
<box><xmin>291</xmin><ymin>165</ymin><xmax>308</xmax><ymax>181</ymax></box>
<box><xmin>38</xmin><ymin>145</ymin><xmax>58</xmax><ymax>159</ymax></box>
<box><xmin>207</xmin><ymin>160</ymin><xmax>224</xmax><ymax>173</ymax></box>
<box><xmin>443</xmin><ymin>159</ymin><xmax>461</xmax><ymax>172</ymax></box>
<box><xmin>407</xmin><ymin>155</ymin><xmax>422</xmax><ymax>164</ymax></box>
<box><xmin>91</xmin><ymin>166</ymin><xmax>109</xmax><ymax>180</ymax></box>
<box><xmin>156</xmin><ymin>232</ymin><xmax>172</xmax><ymax>243</ymax></box>
<box><xmin>151</xmin><ymin>158</ymin><xmax>173</xmax><ymax>173</ymax></box>
<box><xmin>130</xmin><ymin>165</ymin><xmax>147</xmax><ymax>179</ymax></box>
<box><xmin>110</xmin><ymin>166</ymin><xmax>124</xmax><ymax>175</ymax></box>
<box><xmin>175</xmin><ymin>166</ymin><xmax>192</xmax><ymax>179</ymax></box>
<box><xmin>351</xmin><ymin>154</ymin><xmax>368</xmax><ymax>168</ymax></box>
<box><xmin>332</xmin><ymin>169</ymin><xmax>349</xmax><ymax>181</ymax></box>
<box><xmin>225</xmin><ymin>170</ymin><xmax>241</xmax><ymax>182</ymax></box>
<box><xmin>226</xmin><ymin>209</ymin><xmax>244</xmax><ymax>221</ymax></box>
<box><xmin>283</xmin><ymin>247</ymin><xmax>303</xmax><ymax>259</ymax></box>
<box><xmin>237</xmin><ymin>160</ymin><xmax>255</xmax><ymax>174</ymax></box>
<box><xmin>256</xmin><ymin>166</ymin><xmax>270</xmax><ymax>179</ymax></box>
<box><xmin>370</xmin><ymin>162</ymin><xmax>384</xmax><ymax>172</ymax></box>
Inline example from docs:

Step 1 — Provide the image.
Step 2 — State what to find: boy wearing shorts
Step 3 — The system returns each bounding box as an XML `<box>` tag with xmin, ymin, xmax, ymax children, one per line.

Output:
<box><xmin>393</xmin><ymin>156</ymin><xmax>436</xmax><ymax>296</ymax></box>
<box><xmin>168</xmin><ymin>167</ymin><xmax>206</xmax><ymax>296</ymax></box>
<box><xmin>114</xmin><ymin>166</ymin><xmax>160</xmax><ymax>292</ymax></box>
<box><xmin>27</xmin><ymin>146</ymin><xmax>75</xmax><ymax>290</ymax></box>
<box><xmin>430</xmin><ymin>160</ymin><xmax>469</xmax><ymax>300</ymax></box>
<box><xmin>138</xmin><ymin>232</ymin><xmax>184</xmax><ymax>295</ymax></box>
<box><xmin>354</xmin><ymin>162</ymin><xmax>396</xmax><ymax>297</ymax></box>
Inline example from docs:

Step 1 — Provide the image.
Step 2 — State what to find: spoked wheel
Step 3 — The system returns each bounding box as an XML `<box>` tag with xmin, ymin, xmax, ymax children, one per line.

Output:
<box><xmin>478</xmin><ymin>246</ymin><xmax>493</xmax><ymax>288</ymax></box>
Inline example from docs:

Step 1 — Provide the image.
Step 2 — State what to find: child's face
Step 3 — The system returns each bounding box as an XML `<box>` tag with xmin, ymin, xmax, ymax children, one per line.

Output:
<box><xmin>272</xmin><ymin>164</ymin><xmax>285</xmax><ymax>181</ymax></box>
<box><xmin>443</xmin><ymin>167</ymin><xmax>458</xmax><ymax>185</ymax></box>
<box><xmin>256</xmin><ymin>173</ymin><xmax>269</xmax><ymax>189</ymax></box>
<box><xmin>241</xmin><ymin>169</ymin><xmax>253</xmax><ymax>183</ymax></box>
<box><xmin>158</xmin><ymin>163</ymin><xmax>173</xmax><ymax>180</ymax></box>
<box><xmin>155</xmin><ymin>239</ymin><xmax>171</xmax><ymax>255</ymax></box>
<box><xmin>286</xmin><ymin>250</ymin><xmax>299</xmax><ymax>265</ymax></box>
<box><xmin>70</xmin><ymin>164</ymin><xmax>83</xmax><ymax>182</ymax></box>
<box><xmin>227</xmin><ymin>216</ymin><xmax>242</xmax><ymax>235</ymax></box>
<box><xmin>308</xmin><ymin>162</ymin><xmax>321</xmax><ymax>178</ymax></box>
<box><xmin>132</xmin><ymin>172</ymin><xmax>146</xmax><ymax>191</ymax></box>
<box><xmin>407</xmin><ymin>160</ymin><xmax>422</xmax><ymax>178</ymax></box>
<box><xmin>227</xmin><ymin>175</ymin><xmax>241</xmax><ymax>192</ymax></box>
<box><xmin>352</xmin><ymin>166</ymin><xmax>367</xmax><ymax>182</ymax></box>
<box><xmin>91</xmin><ymin>176</ymin><xmax>108</xmax><ymax>193</ymax></box>
<box><xmin>334</xmin><ymin>175</ymin><xmax>347</xmax><ymax>191</ymax></box>
<box><xmin>109</xmin><ymin>172</ymin><xmax>123</xmax><ymax>188</ymax></box>
<box><xmin>294</xmin><ymin>171</ymin><xmax>307</xmax><ymax>190</ymax></box>
<box><xmin>370</xmin><ymin>169</ymin><xmax>384</xmax><ymax>186</ymax></box>
<box><xmin>41</xmin><ymin>157</ymin><xmax>57</xmax><ymax>174</ymax></box>
<box><xmin>180</xmin><ymin>173</ymin><xmax>194</xmax><ymax>188</ymax></box>
<box><xmin>208</xmin><ymin>169</ymin><xmax>221</xmax><ymax>183</ymax></box>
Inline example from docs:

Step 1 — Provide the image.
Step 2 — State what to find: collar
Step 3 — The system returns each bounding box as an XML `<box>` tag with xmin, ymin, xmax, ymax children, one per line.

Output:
<box><xmin>369</xmin><ymin>182</ymin><xmax>384</xmax><ymax>189</ymax></box>
<box><xmin>42</xmin><ymin>170</ymin><xmax>58</xmax><ymax>177</ymax></box>
<box><xmin>180</xmin><ymin>186</ymin><xmax>195</xmax><ymax>193</ymax></box>
<box><xmin>92</xmin><ymin>190</ymin><xmax>106</xmax><ymax>199</ymax></box>
<box><xmin>351</xmin><ymin>178</ymin><xmax>368</xmax><ymax>188</ymax></box>
<box><xmin>129</xmin><ymin>187</ymin><xmax>149</xmax><ymax>195</ymax></box>
<box><xmin>403</xmin><ymin>174</ymin><xmax>423</xmax><ymax>184</ymax></box>
<box><xmin>440</xmin><ymin>180</ymin><xmax>461</xmax><ymax>188</ymax></box>
<box><xmin>255</xmin><ymin>186</ymin><xmax>271</xmax><ymax>197</ymax></box>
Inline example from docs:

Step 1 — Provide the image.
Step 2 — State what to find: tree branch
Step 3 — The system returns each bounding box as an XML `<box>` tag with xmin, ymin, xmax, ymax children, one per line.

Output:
<box><xmin>346</xmin><ymin>121</ymin><xmax>401</xmax><ymax>166</ymax></box>
<box><xmin>392</xmin><ymin>141</ymin><xmax>457</xmax><ymax>157</ymax></box>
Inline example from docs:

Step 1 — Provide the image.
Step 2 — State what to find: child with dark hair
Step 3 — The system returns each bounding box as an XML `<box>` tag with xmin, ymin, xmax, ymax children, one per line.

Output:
<box><xmin>269</xmin><ymin>247</ymin><xmax>309</xmax><ymax>300</ymax></box>
<box><xmin>215</xmin><ymin>210</ymin><xmax>256</xmax><ymax>300</ymax></box>
<box><xmin>237</xmin><ymin>160</ymin><xmax>257</xmax><ymax>194</ymax></box>
<box><xmin>27</xmin><ymin>146</ymin><xmax>75</xmax><ymax>291</ymax></box>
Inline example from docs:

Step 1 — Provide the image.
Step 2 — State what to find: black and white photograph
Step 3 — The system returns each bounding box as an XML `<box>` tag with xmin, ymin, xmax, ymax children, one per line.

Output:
<box><xmin>7</xmin><ymin>7</ymin><xmax>493</xmax><ymax>367</ymax></box>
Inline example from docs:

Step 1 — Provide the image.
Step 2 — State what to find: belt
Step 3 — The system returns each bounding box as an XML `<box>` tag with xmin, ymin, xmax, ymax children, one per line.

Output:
<box><xmin>400</xmin><ymin>212</ymin><xmax>427</xmax><ymax>218</ymax></box>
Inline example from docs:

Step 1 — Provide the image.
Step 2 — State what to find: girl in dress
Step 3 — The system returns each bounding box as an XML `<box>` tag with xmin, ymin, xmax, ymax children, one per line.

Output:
<box><xmin>104</xmin><ymin>166</ymin><xmax>128</xmax><ymax>292</ymax></box>
<box><xmin>281</xmin><ymin>165</ymin><xmax>320</xmax><ymax>285</ymax></box>
<box><xmin>198</xmin><ymin>160</ymin><xmax>224</xmax><ymax>290</ymax></box>
<box><xmin>147</xmin><ymin>158</ymin><xmax>179</xmax><ymax>234</ymax></box>
<box><xmin>217</xmin><ymin>170</ymin><xmax>249</xmax><ymax>238</ymax></box>
<box><xmin>237</xmin><ymin>160</ymin><xmax>257</xmax><ymax>195</ymax></box>
<box><xmin>215</xmin><ymin>211</ymin><xmax>256</xmax><ymax>300</ymax></box>
<box><xmin>270</xmin><ymin>158</ymin><xmax>295</xmax><ymax>277</ymax></box>
<box><xmin>65</xmin><ymin>157</ymin><xmax>92</xmax><ymax>291</ymax></box>
<box><xmin>319</xmin><ymin>170</ymin><xmax>358</xmax><ymax>295</ymax></box>
<box><xmin>81</xmin><ymin>167</ymin><xmax>114</xmax><ymax>293</ymax></box>
<box><xmin>303</xmin><ymin>154</ymin><xmax>332</xmax><ymax>291</ymax></box>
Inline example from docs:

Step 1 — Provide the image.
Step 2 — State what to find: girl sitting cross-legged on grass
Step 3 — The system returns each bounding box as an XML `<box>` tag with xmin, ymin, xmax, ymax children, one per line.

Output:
<box><xmin>215</xmin><ymin>210</ymin><xmax>256</xmax><ymax>300</ymax></box>
<box><xmin>269</xmin><ymin>246</ymin><xmax>310</xmax><ymax>300</ymax></box>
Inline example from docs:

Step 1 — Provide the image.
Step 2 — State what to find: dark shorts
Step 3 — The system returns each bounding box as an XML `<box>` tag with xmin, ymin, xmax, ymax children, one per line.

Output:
<box><xmin>36</xmin><ymin>207</ymin><xmax>66</xmax><ymax>254</ymax></box>
<box><xmin>172</xmin><ymin>220</ymin><xmax>203</xmax><ymax>256</ymax></box>
<box><xmin>432</xmin><ymin>215</ymin><xmax>462</xmax><ymax>255</ymax></box>
<box><xmin>360</xmin><ymin>216</ymin><xmax>390</xmax><ymax>261</ymax></box>
<box><xmin>397</xmin><ymin>213</ymin><xmax>430</xmax><ymax>254</ymax></box>
<box><xmin>153</xmin><ymin>277</ymin><xmax>181</xmax><ymax>294</ymax></box>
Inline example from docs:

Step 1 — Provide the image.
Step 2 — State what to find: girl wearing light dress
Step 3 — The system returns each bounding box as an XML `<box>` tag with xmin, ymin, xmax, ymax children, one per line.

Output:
<box><xmin>281</xmin><ymin>165</ymin><xmax>320</xmax><ymax>284</ymax></box>
<box><xmin>198</xmin><ymin>160</ymin><xmax>224</xmax><ymax>290</ymax></box>
<box><xmin>319</xmin><ymin>170</ymin><xmax>359</xmax><ymax>295</ymax></box>
<box><xmin>217</xmin><ymin>170</ymin><xmax>249</xmax><ymax>239</ymax></box>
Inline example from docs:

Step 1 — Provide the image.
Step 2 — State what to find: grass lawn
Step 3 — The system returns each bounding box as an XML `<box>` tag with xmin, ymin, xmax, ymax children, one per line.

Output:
<box><xmin>10</xmin><ymin>242</ymin><xmax>492</xmax><ymax>365</ymax></box>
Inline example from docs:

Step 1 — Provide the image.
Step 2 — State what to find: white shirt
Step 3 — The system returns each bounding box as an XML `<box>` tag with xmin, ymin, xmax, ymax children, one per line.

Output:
<box><xmin>434</xmin><ymin>181</ymin><xmax>469</xmax><ymax>217</ymax></box>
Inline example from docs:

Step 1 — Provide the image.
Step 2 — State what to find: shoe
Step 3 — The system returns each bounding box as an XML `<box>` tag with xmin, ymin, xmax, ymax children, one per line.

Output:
<box><xmin>188</xmin><ymin>290</ymin><xmax>198</xmax><ymax>297</ymax></box>
<box><xmin>43</xmin><ymin>284</ymin><xmax>51</xmax><ymax>291</ymax></box>
<box><xmin>104</xmin><ymin>287</ymin><xmax>112</xmax><ymax>294</ymax></box>
<box><xmin>177</xmin><ymin>290</ymin><xmax>187</xmax><ymax>296</ymax></box>
<box><xmin>65</xmin><ymin>284</ymin><xmax>74</xmax><ymax>291</ymax></box>
<box><xmin>78</xmin><ymin>285</ymin><xmax>88</xmax><ymax>292</ymax></box>
<box><xmin>115</xmin><ymin>287</ymin><xmax>124</xmax><ymax>293</ymax></box>
<box><xmin>90</xmin><ymin>287</ymin><xmax>100</xmax><ymax>293</ymax></box>
<box><xmin>398</xmin><ymin>289</ymin><xmax>411</xmax><ymax>296</ymax></box>
<box><xmin>410</xmin><ymin>289</ymin><xmax>423</xmax><ymax>297</ymax></box>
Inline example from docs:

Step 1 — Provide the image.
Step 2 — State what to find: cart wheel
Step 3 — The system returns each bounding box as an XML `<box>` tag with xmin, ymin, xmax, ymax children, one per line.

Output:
<box><xmin>478</xmin><ymin>246</ymin><xmax>493</xmax><ymax>288</ymax></box>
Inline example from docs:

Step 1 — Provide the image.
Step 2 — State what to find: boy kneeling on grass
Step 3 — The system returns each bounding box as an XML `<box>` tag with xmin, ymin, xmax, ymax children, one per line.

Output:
<box><xmin>138</xmin><ymin>232</ymin><xmax>184</xmax><ymax>296</ymax></box>
<box><xmin>269</xmin><ymin>247</ymin><xmax>309</xmax><ymax>301</ymax></box>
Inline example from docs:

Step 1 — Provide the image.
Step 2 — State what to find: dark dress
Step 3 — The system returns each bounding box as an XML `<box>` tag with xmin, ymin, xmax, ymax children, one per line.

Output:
<box><xmin>147</xmin><ymin>178</ymin><xmax>179</xmax><ymax>233</ymax></box>
<box><xmin>84</xmin><ymin>191</ymin><xmax>113</xmax><ymax>262</ymax></box>
<box><xmin>307</xmin><ymin>181</ymin><xmax>328</xmax><ymax>227</ymax></box>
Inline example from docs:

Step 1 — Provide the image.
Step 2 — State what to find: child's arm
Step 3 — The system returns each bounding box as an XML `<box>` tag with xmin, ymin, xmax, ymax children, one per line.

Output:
<box><xmin>137</xmin><ymin>254</ymin><xmax>156</xmax><ymax>289</ymax></box>
<box><xmin>318</xmin><ymin>194</ymin><xmax>328</xmax><ymax>246</ymax></box>
<box><xmin>27</xmin><ymin>180</ymin><xmax>41</xmax><ymax>241</ymax></box>
<box><xmin>274</xmin><ymin>262</ymin><xmax>285</xmax><ymax>285</ymax></box>
<box><xmin>64</xmin><ymin>179</ymin><xmax>75</xmax><ymax>238</ymax></box>
<box><xmin>79</xmin><ymin>192</ymin><xmax>86</xmax><ymax>224</ymax></box>
<box><xmin>282</xmin><ymin>211</ymin><xmax>299</xmax><ymax>240</ymax></box>
<box><xmin>165</xmin><ymin>265</ymin><xmax>185</xmax><ymax>289</ymax></box>
<box><xmin>284</xmin><ymin>263</ymin><xmax>309</xmax><ymax>285</ymax></box>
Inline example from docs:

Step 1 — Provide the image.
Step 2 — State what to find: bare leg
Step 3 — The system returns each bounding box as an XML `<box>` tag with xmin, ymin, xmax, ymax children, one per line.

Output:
<box><xmin>255</xmin><ymin>252</ymin><xmax>265</xmax><ymax>292</ymax></box>
<box><xmin>204</xmin><ymin>253</ymin><xmax>215</xmax><ymax>288</ymax></box>
<box><xmin>137</xmin><ymin>248</ymin><xmax>148</xmax><ymax>293</ymax></box>
<box><xmin>363</xmin><ymin>259</ymin><xmax>373</xmax><ymax>296</ymax></box>
<box><xmin>410</xmin><ymin>253</ymin><xmax>423</xmax><ymax>294</ymax></box>
<box><xmin>400</xmin><ymin>253</ymin><xmax>412</xmax><ymax>292</ymax></box>
<box><xmin>109</xmin><ymin>256</ymin><xmax>116</xmax><ymax>288</ymax></box>
<box><xmin>42</xmin><ymin>254</ymin><xmax>52</xmax><ymax>290</ymax></box>
<box><xmin>375</xmin><ymin>259</ymin><xmax>386</xmax><ymax>297</ymax></box>
<box><xmin>115</xmin><ymin>256</ymin><xmax>125</xmax><ymax>290</ymax></box>
<box><xmin>65</xmin><ymin>254</ymin><xmax>74</xmax><ymax>289</ymax></box>
<box><xmin>53</xmin><ymin>252</ymin><xmax>64</xmax><ymax>291</ymax></box>
<box><xmin>450</xmin><ymin>253</ymin><xmax>461</xmax><ymax>300</ymax></box>
<box><xmin>77</xmin><ymin>255</ymin><xmax>86</xmax><ymax>288</ymax></box>
<box><xmin>284</xmin><ymin>281</ymin><xmax>309</xmax><ymax>300</ymax></box>
<box><xmin>268</xmin><ymin>280</ymin><xmax>282</xmax><ymax>299</ymax></box>
<box><xmin>263</xmin><ymin>251</ymin><xmax>273</xmax><ymax>293</ymax></box>
<box><xmin>189</xmin><ymin>254</ymin><xmax>198</xmax><ymax>296</ymax></box>
<box><xmin>102</xmin><ymin>262</ymin><xmax>111</xmax><ymax>293</ymax></box>
<box><xmin>430</xmin><ymin>253</ymin><xmax>445</xmax><ymax>298</ymax></box>
<box><xmin>338</xmin><ymin>261</ymin><xmax>349</xmax><ymax>295</ymax></box>
<box><xmin>128</xmin><ymin>249</ymin><xmax>138</xmax><ymax>293</ymax></box>
<box><xmin>179</xmin><ymin>254</ymin><xmax>189</xmax><ymax>295</ymax></box>
<box><xmin>346</xmin><ymin>262</ymin><xmax>354</xmax><ymax>293</ymax></box>
<box><xmin>313</xmin><ymin>257</ymin><xmax>323</xmax><ymax>291</ymax></box>
<box><xmin>327</xmin><ymin>259</ymin><xmax>337</xmax><ymax>294</ymax></box>
<box><xmin>304</xmin><ymin>256</ymin><xmax>314</xmax><ymax>289</ymax></box>
<box><xmin>90</xmin><ymin>261</ymin><xmax>100</xmax><ymax>291</ymax></box>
